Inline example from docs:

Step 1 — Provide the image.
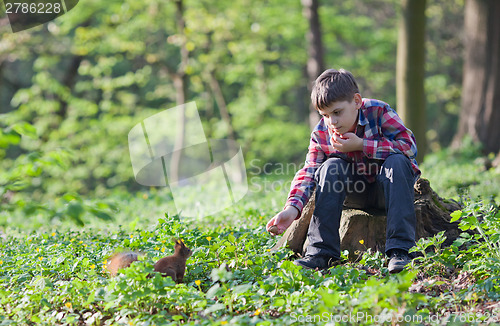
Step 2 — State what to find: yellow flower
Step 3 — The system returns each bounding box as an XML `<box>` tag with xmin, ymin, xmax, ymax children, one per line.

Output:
<box><xmin>259</xmin><ymin>216</ymin><xmax>263</xmax><ymax>219</ymax></box>
<box><xmin>161</xmin><ymin>240</ymin><xmax>166</xmax><ymax>244</ymax></box>
<box><xmin>65</xmin><ymin>302</ymin><xmax>72</xmax><ymax>309</ymax></box>
<box><xmin>161</xmin><ymin>248</ymin><xmax>165</xmax><ymax>253</ymax></box>
<box><xmin>195</xmin><ymin>280</ymin><xmax>201</xmax><ymax>286</ymax></box>
<box><xmin>359</xmin><ymin>240</ymin><xmax>364</xmax><ymax>245</ymax></box>
<box><xmin>254</xmin><ymin>308</ymin><xmax>261</xmax><ymax>316</ymax></box>
<box><xmin>154</xmin><ymin>246</ymin><xmax>159</xmax><ymax>250</ymax></box>
<box><xmin>221</xmin><ymin>322</ymin><xmax>228</xmax><ymax>325</ymax></box>
<box><xmin>38</xmin><ymin>257</ymin><xmax>43</xmax><ymax>261</ymax></box>
<box><xmin>90</xmin><ymin>264</ymin><xmax>95</xmax><ymax>269</ymax></box>
<box><xmin>142</xmin><ymin>193</ymin><xmax>148</xmax><ymax>199</ymax></box>
<box><xmin>130</xmin><ymin>235</ymin><xmax>134</xmax><ymax>238</ymax></box>
<box><xmin>36</xmin><ymin>248</ymin><xmax>40</xmax><ymax>252</ymax></box>
<box><xmin>79</xmin><ymin>241</ymin><xmax>83</xmax><ymax>244</ymax></box>
<box><xmin>206</xmin><ymin>237</ymin><xmax>212</xmax><ymax>242</ymax></box>
<box><xmin>51</xmin><ymin>232</ymin><xmax>56</xmax><ymax>237</ymax></box>
<box><xmin>71</xmin><ymin>238</ymin><xmax>75</xmax><ymax>242</ymax></box>
<box><xmin>0</xmin><ymin>260</ymin><xmax>3</xmax><ymax>265</ymax></box>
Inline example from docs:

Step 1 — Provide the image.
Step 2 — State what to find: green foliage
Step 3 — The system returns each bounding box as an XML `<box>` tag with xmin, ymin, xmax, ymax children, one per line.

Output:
<box><xmin>0</xmin><ymin>212</ymin><xmax>425</xmax><ymax>325</ymax></box>
<box><xmin>0</xmin><ymin>120</ymin><xmax>117</xmax><ymax>226</ymax></box>
<box><xmin>420</xmin><ymin>138</ymin><xmax>500</xmax><ymax>202</ymax></box>
<box><xmin>1</xmin><ymin>0</ymin><xmax>467</xmax><ymax>202</ymax></box>
<box><xmin>2</xmin><ymin>194</ymin><xmax>500</xmax><ymax>325</ymax></box>
<box><xmin>450</xmin><ymin>202</ymin><xmax>500</xmax><ymax>272</ymax></box>
<box><xmin>2</xmin><ymin>1</ymin><xmax>498</xmax><ymax>324</ymax></box>
<box><xmin>406</xmin><ymin>200</ymin><xmax>500</xmax><ymax>323</ymax></box>
<box><xmin>409</xmin><ymin>231</ymin><xmax>450</xmax><ymax>275</ymax></box>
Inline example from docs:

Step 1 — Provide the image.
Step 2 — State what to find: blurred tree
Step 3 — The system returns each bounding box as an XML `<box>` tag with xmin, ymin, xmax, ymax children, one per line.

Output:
<box><xmin>453</xmin><ymin>0</ymin><xmax>500</xmax><ymax>156</ymax></box>
<box><xmin>169</xmin><ymin>0</ymin><xmax>189</xmax><ymax>183</ymax></box>
<box><xmin>424</xmin><ymin>0</ymin><xmax>464</xmax><ymax>151</ymax></box>
<box><xmin>396</xmin><ymin>0</ymin><xmax>427</xmax><ymax>163</ymax></box>
<box><xmin>301</xmin><ymin>0</ymin><xmax>324</xmax><ymax>129</ymax></box>
<box><xmin>0</xmin><ymin>0</ymin><xmax>471</xmax><ymax>202</ymax></box>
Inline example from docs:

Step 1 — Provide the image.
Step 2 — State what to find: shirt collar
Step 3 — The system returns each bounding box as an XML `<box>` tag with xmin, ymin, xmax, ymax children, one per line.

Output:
<box><xmin>358</xmin><ymin>101</ymin><xmax>369</xmax><ymax>126</ymax></box>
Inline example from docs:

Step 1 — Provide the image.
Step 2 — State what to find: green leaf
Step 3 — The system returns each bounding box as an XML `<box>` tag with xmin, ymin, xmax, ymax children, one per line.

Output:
<box><xmin>203</xmin><ymin>303</ymin><xmax>226</xmax><ymax>314</ymax></box>
<box><xmin>206</xmin><ymin>284</ymin><xmax>224</xmax><ymax>299</ymax></box>
<box><xmin>66</xmin><ymin>202</ymin><xmax>84</xmax><ymax>220</ymax></box>
<box><xmin>89</xmin><ymin>208</ymin><xmax>113</xmax><ymax>221</ymax></box>
<box><xmin>12</xmin><ymin>122</ymin><xmax>38</xmax><ymax>139</ymax></box>
<box><xmin>232</xmin><ymin>284</ymin><xmax>251</xmax><ymax>295</ymax></box>
<box><xmin>449</xmin><ymin>210</ymin><xmax>463</xmax><ymax>223</ymax></box>
<box><xmin>272</xmin><ymin>298</ymin><xmax>286</xmax><ymax>307</ymax></box>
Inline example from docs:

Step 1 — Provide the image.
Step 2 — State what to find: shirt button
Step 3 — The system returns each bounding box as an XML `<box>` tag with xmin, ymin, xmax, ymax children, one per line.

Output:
<box><xmin>368</xmin><ymin>154</ymin><xmax>372</xmax><ymax>157</ymax></box>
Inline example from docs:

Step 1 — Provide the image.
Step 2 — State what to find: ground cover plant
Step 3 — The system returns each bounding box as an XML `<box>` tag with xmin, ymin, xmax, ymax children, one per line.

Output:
<box><xmin>1</xmin><ymin>146</ymin><xmax>500</xmax><ymax>325</ymax></box>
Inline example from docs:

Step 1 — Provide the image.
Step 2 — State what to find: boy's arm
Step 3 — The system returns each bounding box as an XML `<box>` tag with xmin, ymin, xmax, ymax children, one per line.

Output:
<box><xmin>267</xmin><ymin>132</ymin><xmax>325</xmax><ymax>235</ymax></box>
<box><xmin>284</xmin><ymin>132</ymin><xmax>325</xmax><ymax>218</ymax></box>
<box><xmin>363</xmin><ymin>106</ymin><xmax>417</xmax><ymax>161</ymax></box>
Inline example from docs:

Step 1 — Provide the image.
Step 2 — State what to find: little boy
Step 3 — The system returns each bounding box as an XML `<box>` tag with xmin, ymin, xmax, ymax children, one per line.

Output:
<box><xmin>266</xmin><ymin>68</ymin><xmax>420</xmax><ymax>273</ymax></box>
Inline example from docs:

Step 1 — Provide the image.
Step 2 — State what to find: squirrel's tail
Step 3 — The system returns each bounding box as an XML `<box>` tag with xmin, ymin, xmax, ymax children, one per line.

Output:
<box><xmin>107</xmin><ymin>252</ymin><xmax>139</xmax><ymax>276</ymax></box>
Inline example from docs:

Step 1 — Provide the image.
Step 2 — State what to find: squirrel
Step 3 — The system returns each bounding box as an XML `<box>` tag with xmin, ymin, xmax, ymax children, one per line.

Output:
<box><xmin>107</xmin><ymin>239</ymin><xmax>193</xmax><ymax>283</ymax></box>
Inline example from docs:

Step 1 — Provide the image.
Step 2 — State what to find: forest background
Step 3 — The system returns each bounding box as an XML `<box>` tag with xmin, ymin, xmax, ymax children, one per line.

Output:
<box><xmin>0</xmin><ymin>0</ymin><xmax>499</xmax><ymax>225</ymax></box>
<box><xmin>2</xmin><ymin>0</ymin><xmax>500</xmax><ymax>324</ymax></box>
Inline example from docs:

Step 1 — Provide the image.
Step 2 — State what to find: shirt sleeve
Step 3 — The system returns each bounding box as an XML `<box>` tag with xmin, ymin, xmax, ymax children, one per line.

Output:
<box><xmin>284</xmin><ymin>131</ymin><xmax>325</xmax><ymax>218</ymax></box>
<box><xmin>362</xmin><ymin>105</ymin><xmax>418</xmax><ymax>161</ymax></box>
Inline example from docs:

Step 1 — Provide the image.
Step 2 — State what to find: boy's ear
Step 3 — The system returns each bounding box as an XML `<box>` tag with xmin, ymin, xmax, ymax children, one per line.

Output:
<box><xmin>353</xmin><ymin>93</ymin><xmax>362</xmax><ymax>109</ymax></box>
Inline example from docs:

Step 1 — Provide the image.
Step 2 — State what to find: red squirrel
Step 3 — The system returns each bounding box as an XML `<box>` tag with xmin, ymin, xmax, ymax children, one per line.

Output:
<box><xmin>107</xmin><ymin>239</ymin><xmax>192</xmax><ymax>283</ymax></box>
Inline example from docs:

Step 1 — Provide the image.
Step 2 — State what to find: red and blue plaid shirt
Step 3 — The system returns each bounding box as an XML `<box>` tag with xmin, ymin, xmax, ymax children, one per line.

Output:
<box><xmin>285</xmin><ymin>98</ymin><xmax>420</xmax><ymax>215</ymax></box>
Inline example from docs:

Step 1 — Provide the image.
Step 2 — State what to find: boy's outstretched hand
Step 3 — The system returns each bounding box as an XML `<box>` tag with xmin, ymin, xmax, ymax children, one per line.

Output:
<box><xmin>266</xmin><ymin>206</ymin><xmax>298</xmax><ymax>236</ymax></box>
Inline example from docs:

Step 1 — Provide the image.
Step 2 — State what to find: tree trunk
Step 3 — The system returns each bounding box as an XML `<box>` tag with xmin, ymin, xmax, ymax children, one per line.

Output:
<box><xmin>301</xmin><ymin>0</ymin><xmax>324</xmax><ymax>130</ymax></box>
<box><xmin>396</xmin><ymin>0</ymin><xmax>427</xmax><ymax>163</ymax></box>
<box><xmin>207</xmin><ymin>71</ymin><xmax>237</xmax><ymax>142</ymax></box>
<box><xmin>57</xmin><ymin>55</ymin><xmax>84</xmax><ymax>119</ymax></box>
<box><xmin>169</xmin><ymin>0</ymin><xmax>189</xmax><ymax>183</ymax></box>
<box><xmin>453</xmin><ymin>0</ymin><xmax>500</xmax><ymax>155</ymax></box>
<box><xmin>493</xmin><ymin>151</ymin><xmax>500</xmax><ymax>168</ymax></box>
<box><xmin>272</xmin><ymin>178</ymin><xmax>462</xmax><ymax>258</ymax></box>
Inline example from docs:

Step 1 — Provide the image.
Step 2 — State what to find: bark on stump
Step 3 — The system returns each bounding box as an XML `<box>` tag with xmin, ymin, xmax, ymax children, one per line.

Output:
<box><xmin>271</xmin><ymin>178</ymin><xmax>461</xmax><ymax>258</ymax></box>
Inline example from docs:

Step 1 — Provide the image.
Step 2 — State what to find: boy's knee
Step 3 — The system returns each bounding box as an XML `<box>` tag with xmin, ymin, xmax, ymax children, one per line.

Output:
<box><xmin>383</xmin><ymin>154</ymin><xmax>411</xmax><ymax>171</ymax></box>
<box><xmin>315</xmin><ymin>157</ymin><xmax>350</xmax><ymax>179</ymax></box>
<box><xmin>379</xmin><ymin>154</ymin><xmax>415</xmax><ymax>183</ymax></box>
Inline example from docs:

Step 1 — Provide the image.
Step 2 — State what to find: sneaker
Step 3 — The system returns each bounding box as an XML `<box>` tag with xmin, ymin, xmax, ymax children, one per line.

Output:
<box><xmin>387</xmin><ymin>249</ymin><xmax>411</xmax><ymax>274</ymax></box>
<box><xmin>293</xmin><ymin>255</ymin><xmax>339</xmax><ymax>270</ymax></box>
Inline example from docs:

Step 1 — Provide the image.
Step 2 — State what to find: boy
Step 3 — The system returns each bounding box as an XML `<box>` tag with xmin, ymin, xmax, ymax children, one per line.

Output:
<box><xmin>266</xmin><ymin>69</ymin><xmax>420</xmax><ymax>273</ymax></box>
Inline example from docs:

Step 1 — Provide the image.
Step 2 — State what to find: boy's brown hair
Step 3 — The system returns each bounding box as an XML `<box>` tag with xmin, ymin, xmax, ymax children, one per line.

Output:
<box><xmin>311</xmin><ymin>69</ymin><xmax>360</xmax><ymax>111</ymax></box>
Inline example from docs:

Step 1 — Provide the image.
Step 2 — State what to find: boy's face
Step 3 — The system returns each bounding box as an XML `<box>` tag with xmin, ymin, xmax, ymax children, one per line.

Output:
<box><xmin>318</xmin><ymin>93</ymin><xmax>362</xmax><ymax>135</ymax></box>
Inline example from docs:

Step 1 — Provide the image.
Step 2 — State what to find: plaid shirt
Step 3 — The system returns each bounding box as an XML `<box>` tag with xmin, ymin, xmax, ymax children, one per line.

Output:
<box><xmin>285</xmin><ymin>98</ymin><xmax>420</xmax><ymax>216</ymax></box>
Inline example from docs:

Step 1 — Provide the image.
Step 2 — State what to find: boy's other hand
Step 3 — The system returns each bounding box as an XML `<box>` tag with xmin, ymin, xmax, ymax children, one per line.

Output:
<box><xmin>266</xmin><ymin>206</ymin><xmax>298</xmax><ymax>236</ymax></box>
<box><xmin>332</xmin><ymin>132</ymin><xmax>363</xmax><ymax>153</ymax></box>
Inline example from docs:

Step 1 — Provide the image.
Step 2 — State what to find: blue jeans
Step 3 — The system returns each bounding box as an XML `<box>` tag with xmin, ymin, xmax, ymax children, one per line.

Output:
<box><xmin>305</xmin><ymin>154</ymin><xmax>417</xmax><ymax>259</ymax></box>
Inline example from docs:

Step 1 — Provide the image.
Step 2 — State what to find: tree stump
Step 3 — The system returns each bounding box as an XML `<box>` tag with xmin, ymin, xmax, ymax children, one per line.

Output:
<box><xmin>271</xmin><ymin>178</ymin><xmax>461</xmax><ymax>258</ymax></box>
